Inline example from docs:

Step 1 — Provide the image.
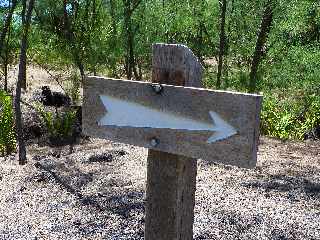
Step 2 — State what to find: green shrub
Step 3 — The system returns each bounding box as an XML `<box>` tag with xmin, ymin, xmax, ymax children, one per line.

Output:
<box><xmin>0</xmin><ymin>91</ymin><xmax>16</xmax><ymax>156</ymax></box>
<box><xmin>64</xmin><ymin>73</ymin><xmax>81</xmax><ymax>105</ymax></box>
<box><xmin>261</xmin><ymin>89</ymin><xmax>320</xmax><ymax>140</ymax></box>
<box><xmin>38</xmin><ymin>108</ymin><xmax>77</xmax><ymax>141</ymax></box>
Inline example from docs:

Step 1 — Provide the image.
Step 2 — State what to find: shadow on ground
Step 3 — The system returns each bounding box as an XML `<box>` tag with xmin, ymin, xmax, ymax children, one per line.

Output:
<box><xmin>242</xmin><ymin>174</ymin><xmax>320</xmax><ymax>199</ymax></box>
<box><xmin>32</xmin><ymin>153</ymin><xmax>145</xmax><ymax>218</ymax></box>
<box><xmin>194</xmin><ymin>208</ymin><xmax>303</xmax><ymax>240</ymax></box>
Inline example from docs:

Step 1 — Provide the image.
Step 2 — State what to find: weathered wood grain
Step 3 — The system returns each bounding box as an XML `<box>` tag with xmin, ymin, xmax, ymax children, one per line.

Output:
<box><xmin>82</xmin><ymin>44</ymin><xmax>263</xmax><ymax>240</ymax></box>
<box><xmin>144</xmin><ymin>44</ymin><xmax>202</xmax><ymax>240</ymax></box>
<box><xmin>82</xmin><ymin>76</ymin><xmax>262</xmax><ymax>168</ymax></box>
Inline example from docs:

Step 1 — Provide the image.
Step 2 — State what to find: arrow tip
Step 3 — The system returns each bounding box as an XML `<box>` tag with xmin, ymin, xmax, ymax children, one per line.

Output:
<box><xmin>207</xmin><ymin>111</ymin><xmax>237</xmax><ymax>143</ymax></box>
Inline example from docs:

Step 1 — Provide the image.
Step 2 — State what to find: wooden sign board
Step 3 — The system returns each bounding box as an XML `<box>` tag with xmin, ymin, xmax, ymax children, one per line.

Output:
<box><xmin>83</xmin><ymin>76</ymin><xmax>262</xmax><ymax>168</ymax></box>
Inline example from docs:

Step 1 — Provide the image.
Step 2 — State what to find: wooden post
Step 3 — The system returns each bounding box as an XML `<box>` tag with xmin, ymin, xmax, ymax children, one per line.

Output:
<box><xmin>145</xmin><ymin>44</ymin><xmax>202</xmax><ymax>240</ymax></box>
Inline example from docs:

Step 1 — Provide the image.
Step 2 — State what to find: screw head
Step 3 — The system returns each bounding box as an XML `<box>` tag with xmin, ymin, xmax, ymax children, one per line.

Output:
<box><xmin>150</xmin><ymin>138</ymin><xmax>159</xmax><ymax>147</ymax></box>
<box><xmin>152</xmin><ymin>84</ymin><xmax>163</xmax><ymax>94</ymax></box>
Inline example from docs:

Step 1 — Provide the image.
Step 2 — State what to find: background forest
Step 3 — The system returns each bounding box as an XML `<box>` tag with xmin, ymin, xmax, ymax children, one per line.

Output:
<box><xmin>0</xmin><ymin>0</ymin><xmax>319</xmax><ymax>162</ymax></box>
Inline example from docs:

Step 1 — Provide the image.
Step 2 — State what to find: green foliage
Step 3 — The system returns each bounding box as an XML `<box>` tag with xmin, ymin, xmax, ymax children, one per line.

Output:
<box><xmin>38</xmin><ymin>108</ymin><xmax>77</xmax><ymax>140</ymax></box>
<box><xmin>64</xmin><ymin>72</ymin><xmax>81</xmax><ymax>105</ymax></box>
<box><xmin>1</xmin><ymin>0</ymin><xmax>319</xmax><ymax>141</ymax></box>
<box><xmin>257</xmin><ymin>0</ymin><xmax>320</xmax><ymax>140</ymax></box>
<box><xmin>261</xmin><ymin>89</ymin><xmax>320</xmax><ymax>140</ymax></box>
<box><xmin>0</xmin><ymin>91</ymin><xmax>16</xmax><ymax>156</ymax></box>
<box><xmin>32</xmin><ymin>0</ymin><xmax>113</xmax><ymax>73</ymax></box>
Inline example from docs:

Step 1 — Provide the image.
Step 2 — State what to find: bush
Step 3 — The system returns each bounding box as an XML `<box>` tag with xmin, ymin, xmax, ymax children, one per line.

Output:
<box><xmin>38</xmin><ymin>107</ymin><xmax>77</xmax><ymax>145</ymax></box>
<box><xmin>0</xmin><ymin>91</ymin><xmax>16</xmax><ymax>156</ymax></box>
<box><xmin>64</xmin><ymin>72</ymin><xmax>81</xmax><ymax>105</ymax></box>
<box><xmin>260</xmin><ymin>88</ymin><xmax>320</xmax><ymax>140</ymax></box>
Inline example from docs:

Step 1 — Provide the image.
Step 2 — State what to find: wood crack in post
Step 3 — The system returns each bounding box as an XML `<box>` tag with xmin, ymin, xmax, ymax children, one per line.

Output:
<box><xmin>145</xmin><ymin>43</ymin><xmax>202</xmax><ymax>240</ymax></box>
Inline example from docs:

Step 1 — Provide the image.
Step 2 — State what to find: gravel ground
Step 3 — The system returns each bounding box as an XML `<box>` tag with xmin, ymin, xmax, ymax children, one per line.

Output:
<box><xmin>0</xmin><ymin>137</ymin><xmax>319</xmax><ymax>240</ymax></box>
<box><xmin>2</xmin><ymin>66</ymin><xmax>320</xmax><ymax>239</ymax></box>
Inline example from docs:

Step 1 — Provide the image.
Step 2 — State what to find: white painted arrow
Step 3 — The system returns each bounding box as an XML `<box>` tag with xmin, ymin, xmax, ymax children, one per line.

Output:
<box><xmin>98</xmin><ymin>95</ymin><xmax>237</xmax><ymax>143</ymax></box>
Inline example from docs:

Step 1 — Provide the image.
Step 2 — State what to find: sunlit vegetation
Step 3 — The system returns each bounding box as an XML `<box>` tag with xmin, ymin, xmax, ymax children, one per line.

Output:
<box><xmin>0</xmin><ymin>0</ymin><xmax>319</xmax><ymax>161</ymax></box>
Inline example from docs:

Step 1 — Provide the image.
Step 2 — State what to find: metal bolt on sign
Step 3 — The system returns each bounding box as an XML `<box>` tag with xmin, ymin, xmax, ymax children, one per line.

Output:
<box><xmin>152</xmin><ymin>84</ymin><xmax>163</xmax><ymax>94</ymax></box>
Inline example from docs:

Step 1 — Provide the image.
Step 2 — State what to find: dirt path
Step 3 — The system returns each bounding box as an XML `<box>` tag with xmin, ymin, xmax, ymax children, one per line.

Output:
<box><xmin>0</xmin><ymin>137</ymin><xmax>319</xmax><ymax>240</ymax></box>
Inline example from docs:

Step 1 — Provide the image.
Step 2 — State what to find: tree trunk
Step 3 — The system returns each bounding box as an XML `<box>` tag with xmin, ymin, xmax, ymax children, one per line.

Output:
<box><xmin>4</xmin><ymin>56</ymin><xmax>8</xmax><ymax>92</ymax></box>
<box><xmin>76</xmin><ymin>59</ymin><xmax>85</xmax><ymax>82</ymax></box>
<box><xmin>62</xmin><ymin>0</ymin><xmax>85</xmax><ymax>82</ymax></box>
<box><xmin>20</xmin><ymin>0</ymin><xmax>27</xmax><ymax>90</ymax></box>
<box><xmin>0</xmin><ymin>0</ymin><xmax>18</xmax><ymax>56</ymax></box>
<box><xmin>63</xmin><ymin>0</ymin><xmax>69</xmax><ymax>32</ymax></box>
<box><xmin>192</xmin><ymin>1</ymin><xmax>205</xmax><ymax>62</ymax></box>
<box><xmin>15</xmin><ymin>0</ymin><xmax>35</xmax><ymax>165</ymax></box>
<box><xmin>123</xmin><ymin>0</ymin><xmax>140</xmax><ymax>80</ymax></box>
<box><xmin>162</xmin><ymin>0</ymin><xmax>169</xmax><ymax>42</ymax></box>
<box><xmin>216</xmin><ymin>0</ymin><xmax>227</xmax><ymax>89</ymax></box>
<box><xmin>108</xmin><ymin>0</ymin><xmax>118</xmax><ymax>76</ymax></box>
<box><xmin>3</xmin><ymin>10</ymin><xmax>13</xmax><ymax>92</ymax></box>
<box><xmin>123</xmin><ymin>0</ymin><xmax>133</xmax><ymax>79</ymax></box>
<box><xmin>109</xmin><ymin>0</ymin><xmax>116</xmax><ymax>34</ymax></box>
<box><xmin>249</xmin><ymin>1</ymin><xmax>273</xmax><ymax>93</ymax></box>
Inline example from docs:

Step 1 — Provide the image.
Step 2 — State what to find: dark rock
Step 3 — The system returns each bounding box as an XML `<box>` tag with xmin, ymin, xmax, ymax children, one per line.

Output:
<box><xmin>26</xmin><ymin>124</ymin><xmax>43</xmax><ymax>139</ymax></box>
<box><xmin>86</xmin><ymin>150</ymin><xmax>127</xmax><ymax>163</ymax></box>
<box><xmin>32</xmin><ymin>173</ymin><xmax>48</xmax><ymax>183</ymax></box>
<box><xmin>304</xmin><ymin>180</ymin><xmax>320</xmax><ymax>195</ymax></box>
<box><xmin>40</xmin><ymin>86</ymin><xmax>71</xmax><ymax>108</ymax></box>
<box><xmin>48</xmin><ymin>136</ymin><xmax>74</xmax><ymax>147</ymax></box>
<box><xmin>48</xmin><ymin>150</ymin><xmax>61</xmax><ymax>158</ymax></box>
<box><xmin>304</xmin><ymin>124</ymin><xmax>320</xmax><ymax>140</ymax></box>
<box><xmin>87</xmin><ymin>152</ymin><xmax>113</xmax><ymax>163</ymax></box>
<box><xmin>116</xmin><ymin>150</ymin><xmax>127</xmax><ymax>156</ymax></box>
<box><xmin>73</xmin><ymin>220</ymin><xmax>81</xmax><ymax>226</ymax></box>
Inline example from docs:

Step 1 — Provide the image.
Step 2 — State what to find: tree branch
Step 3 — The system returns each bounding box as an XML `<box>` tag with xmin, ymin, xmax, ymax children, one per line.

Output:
<box><xmin>129</xmin><ymin>0</ymin><xmax>142</xmax><ymax>15</ymax></box>
<box><xmin>28</xmin><ymin>54</ymin><xmax>67</xmax><ymax>93</ymax></box>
